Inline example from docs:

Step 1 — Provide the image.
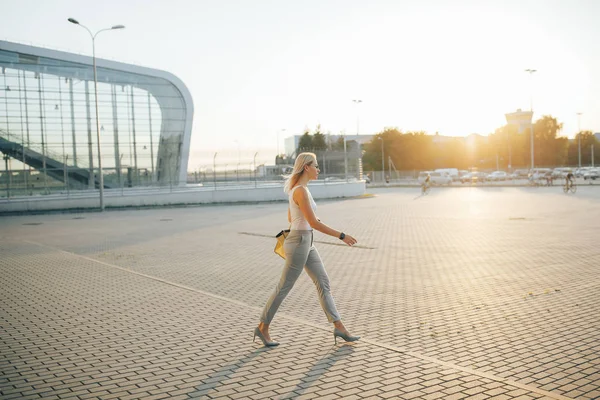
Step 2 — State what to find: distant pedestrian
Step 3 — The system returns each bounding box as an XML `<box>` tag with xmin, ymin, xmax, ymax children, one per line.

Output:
<box><xmin>254</xmin><ymin>152</ymin><xmax>360</xmax><ymax>347</ymax></box>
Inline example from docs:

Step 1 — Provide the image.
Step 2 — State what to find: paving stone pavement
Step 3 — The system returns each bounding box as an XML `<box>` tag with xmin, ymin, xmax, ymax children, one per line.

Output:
<box><xmin>1</xmin><ymin>186</ymin><xmax>599</xmax><ymax>400</ymax></box>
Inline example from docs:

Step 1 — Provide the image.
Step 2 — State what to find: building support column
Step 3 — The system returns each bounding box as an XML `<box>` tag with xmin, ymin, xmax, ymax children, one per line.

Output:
<box><xmin>85</xmin><ymin>81</ymin><xmax>95</xmax><ymax>189</ymax></box>
<box><xmin>147</xmin><ymin>92</ymin><xmax>155</xmax><ymax>182</ymax></box>
<box><xmin>129</xmin><ymin>87</ymin><xmax>138</xmax><ymax>186</ymax></box>
<box><xmin>37</xmin><ymin>73</ymin><xmax>48</xmax><ymax>192</ymax></box>
<box><xmin>69</xmin><ymin>78</ymin><xmax>78</xmax><ymax>167</ymax></box>
<box><xmin>111</xmin><ymin>85</ymin><xmax>121</xmax><ymax>188</ymax></box>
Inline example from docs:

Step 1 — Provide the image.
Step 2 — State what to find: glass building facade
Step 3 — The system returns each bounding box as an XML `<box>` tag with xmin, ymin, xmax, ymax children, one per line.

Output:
<box><xmin>0</xmin><ymin>40</ymin><xmax>193</xmax><ymax>197</ymax></box>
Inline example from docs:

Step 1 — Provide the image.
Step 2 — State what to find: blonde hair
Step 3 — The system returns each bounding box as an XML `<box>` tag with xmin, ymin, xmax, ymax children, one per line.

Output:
<box><xmin>283</xmin><ymin>152</ymin><xmax>317</xmax><ymax>193</ymax></box>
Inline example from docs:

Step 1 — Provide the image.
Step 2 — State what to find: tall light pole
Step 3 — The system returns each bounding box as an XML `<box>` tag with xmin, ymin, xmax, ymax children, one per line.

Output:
<box><xmin>577</xmin><ymin>112</ymin><xmax>583</xmax><ymax>168</ymax></box>
<box><xmin>342</xmin><ymin>132</ymin><xmax>348</xmax><ymax>180</ymax></box>
<box><xmin>68</xmin><ymin>18</ymin><xmax>125</xmax><ymax>211</ymax></box>
<box><xmin>378</xmin><ymin>137</ymin><xmax>384</xmax><ymax>182</ymax></box>
<box><xmin>352</xmin><ymin>99</ymin><xmax>363</xmax><ymax>179</ymax></box>
<box><xmin>525</xmin><ymin>69</ymin><xmax>536</xmax><ymax>170</ymax></box>
<box><xmin>507</xmin><ymin>126</ymin><xmax>512</xmax><ymax>172</ymax></box>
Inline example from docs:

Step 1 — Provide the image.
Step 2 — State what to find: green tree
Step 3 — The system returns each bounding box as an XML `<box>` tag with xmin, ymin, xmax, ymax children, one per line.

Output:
<box><xmin>362</xmin><ymin>128</ymin><xmax>401</xmax><ymax>171</ymax></box>
<box><xmin>312</xmin><ymin>125</ymin><xmax>327</xmax><ymax>151</ymax></box>
<box><xmin>534</xmin><ymin>115</ymin><xmax>563</xmax><ymax>167</ymax></box>
<box><xmin>297</xmin><ymin>130</ymin><xmax>313</xmax><ymax>153</ymax></box>
<box><xmin>413</xmin><ymin>131</ymin><xmax>437</xmax><ymax>170</ymax></box>
<box><xmin>573</xmin><ymin>131</ymin><xmax>598</xmax><ymax>166</ymax></box>
<box><xmin>354</xmin><ymin>113</ymin><xmax>573</xmax><ymax>172</ymax></box>
<box><xmin>360</xmin><ymin>136</ymin><xmax>381</xmax><ymax>171</ymax></box>
<box><xmin>331</xmin><ymin>135</ymin><xmax>345</xmax><ymax>151</ymax></box>
<box><xmin>493</xmin><ymin>115</ymin><xmax>565</xmax><ymax>169</ymax></box>
<box><xmin>554</xmin><ymin>137</ymin><xmax>570</xmax><ymax>166</ymax></box>
<box><xmin>491</xmin><ymin>124</ymin><xmax>521</xmax><ymax>169</ymax></box>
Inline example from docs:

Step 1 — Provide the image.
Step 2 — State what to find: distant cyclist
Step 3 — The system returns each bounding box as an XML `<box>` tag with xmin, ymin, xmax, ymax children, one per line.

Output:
<box><xmin>565</xmin><ymin>171</ymin><xmax>575</xmax><ymax>189</ymax></box>
<box><xmin>421</xmin><ymin>173</ymin><xmax>431</xmax><ymax>194</ymax></box>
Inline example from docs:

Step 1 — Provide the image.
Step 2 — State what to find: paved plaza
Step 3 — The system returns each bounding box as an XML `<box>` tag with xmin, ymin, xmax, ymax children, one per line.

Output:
<box><xmin>1</xmin><ymin>186</ymin><xmax>599</xmax><ymax>400</ymax></box>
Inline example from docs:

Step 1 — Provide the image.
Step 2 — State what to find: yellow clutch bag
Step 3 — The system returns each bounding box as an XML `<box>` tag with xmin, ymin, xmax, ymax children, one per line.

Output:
<box><xmin>274</xmin><ymin>229</ymin><xmax>290</xmax><ymax>259</ymax></box>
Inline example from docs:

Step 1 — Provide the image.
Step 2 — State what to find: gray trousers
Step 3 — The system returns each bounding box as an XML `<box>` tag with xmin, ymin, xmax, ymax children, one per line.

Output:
<box><xmin>260</xmin><ymin>230</ymin><xmax>341</xmax><ymax>324</ymax></box>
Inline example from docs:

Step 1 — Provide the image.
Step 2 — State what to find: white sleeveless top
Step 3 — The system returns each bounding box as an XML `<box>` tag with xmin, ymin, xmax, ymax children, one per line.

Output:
<box><xmin>289</xmin><ymin>185</ymin><xmax>316</xmax><ymax>231</ymax></box>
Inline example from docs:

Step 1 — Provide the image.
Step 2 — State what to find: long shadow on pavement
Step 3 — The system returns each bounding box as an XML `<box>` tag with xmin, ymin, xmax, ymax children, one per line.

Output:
<box><xmin>186</xmin><ymin>347</ymin><xmax>271</xmax><ymax>398</ymax></box>
<box><xmin>280</xmin><ymin>344</ymin><xmax>355</xmax><ymax>399</ymax></box>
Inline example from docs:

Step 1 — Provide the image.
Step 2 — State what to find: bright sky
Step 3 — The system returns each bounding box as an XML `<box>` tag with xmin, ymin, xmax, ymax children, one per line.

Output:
<box><xmin>2</xmin><ymin>0</ymin><xmax>599</xmax><ymax>166</ymax></box>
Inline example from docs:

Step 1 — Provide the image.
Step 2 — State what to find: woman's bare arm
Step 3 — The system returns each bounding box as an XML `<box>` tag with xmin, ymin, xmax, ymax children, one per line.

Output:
<box><xmin>293</xmin><ymin>187</ymin><xmax>356</xmax><ymax>246</ymax></box>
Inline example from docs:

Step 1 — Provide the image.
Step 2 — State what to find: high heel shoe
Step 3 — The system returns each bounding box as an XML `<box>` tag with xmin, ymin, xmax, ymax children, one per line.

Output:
<box><xmin>253</xmin><ymin>327</ymin><xmax>279</xmax><ymax>347</ymax></box>
<box><xmin>333</xmin><ymin>328</ymin><xmax>360</xmax><ymax>345</ymax></box>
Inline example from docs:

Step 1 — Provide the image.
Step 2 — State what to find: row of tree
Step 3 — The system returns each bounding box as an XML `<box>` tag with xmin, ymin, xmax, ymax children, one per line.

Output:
<box><xmin>296</xmin><ymin>125</ymin><xmax>347</xmax><ymax>152</ymax></box>
<box><xmin>294</xmin><ymin>116</ymin><xmax>598</xmax><ymax>171</ymax></box>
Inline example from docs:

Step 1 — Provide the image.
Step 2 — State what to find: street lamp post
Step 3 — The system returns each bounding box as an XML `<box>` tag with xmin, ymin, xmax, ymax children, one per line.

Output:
<box><xmin>507</xmin><ymin>127</ymin><xmax>512</xmax><ymax>172</ymax></box>
<box><xmin>68</xmin><ymin>18</ymin><xmax>125</xmax><ymax>211</ymax></box>
<box><xmin>525</xmin><ymin>69</ymin><xmax>536</xmax><ymax>170</ymax></box>
<box><xmin>577</xmin><ymin>112</ymin><xmax>583</xmax><ymax>168</ymax></box>
<box><xmin>343</xmin><ymin>133</ymin><xmax>348</xmax><ymax>180</ymax></box>
<box><xmin>352</xmin><ymin>99</ymin><xmax>362</xmax><ymax>179</ymax></box>
<box><xmin>378</xmin><ymin>137</ymin><xmax>384</xmax><ymax>182</ymax></box>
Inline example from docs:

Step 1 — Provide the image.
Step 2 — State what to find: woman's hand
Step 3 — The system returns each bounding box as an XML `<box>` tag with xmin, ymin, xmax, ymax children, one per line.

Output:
<box><xmin>342</xmin><ymin>234</ymin><xmax>357</xmax><ymax>247</ymax></box>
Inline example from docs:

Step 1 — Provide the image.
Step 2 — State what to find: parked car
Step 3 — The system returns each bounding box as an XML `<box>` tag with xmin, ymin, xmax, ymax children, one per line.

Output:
<box><xmin>575</xmin><ymin>167</ymin><xmax>593</xmax><ymax>177</ymax></box>
<box><xmin>530</xmin><ymin>168</ymin><xmax>552</xmax><ymax>180</ymax></box>
<box><xmin>435</xmin><ymin>168</ymin><xmax>459</xmax><ymax>181</ymax></box>
<box><xmin>461</xmin><ymin>171</ymin><xmax>488</xmax><ymax>184</ymax></box>
<box><xmin>487</xmin><ymin>171</ymin><xmax>508</xmax><ymax>181</ymax></box>
<box><xmin>418</xmin><ymin>171</ymin><xmax>452</xmax><ymax>185</ymax></box>
<box><xmin>552</xmin><ymin>168</ymin><xmax>571</xmax><ymax>179</ymax></box>
<box><xmin>583</xmin><ymin>168</ymin><xmax>600</xmax><ymax>180</ymax></box>
<box><xmin>510</xmin><ymin>169</ymin><xmax>529</xmax><ymax>179</ymax></box>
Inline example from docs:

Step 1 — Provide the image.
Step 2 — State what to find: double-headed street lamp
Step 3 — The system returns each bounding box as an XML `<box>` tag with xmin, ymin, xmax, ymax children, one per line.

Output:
<box><xmin>68</xmin><ymin>17</ymin><xmax>125</xmax><ymax>211</ymax></box>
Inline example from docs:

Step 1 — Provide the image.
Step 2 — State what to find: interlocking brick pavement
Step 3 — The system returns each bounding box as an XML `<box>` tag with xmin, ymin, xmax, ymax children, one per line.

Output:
<box><xmin>1</xmin><ymin>186</ymin><xmax>599</xmax><ymax>399</ymax></box>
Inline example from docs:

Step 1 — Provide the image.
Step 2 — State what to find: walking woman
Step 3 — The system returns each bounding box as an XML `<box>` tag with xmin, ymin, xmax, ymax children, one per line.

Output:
<box><xmin>254</xmin><ymin>152</ymin><xmax>360</xmax><ymax>346</ymax></box>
